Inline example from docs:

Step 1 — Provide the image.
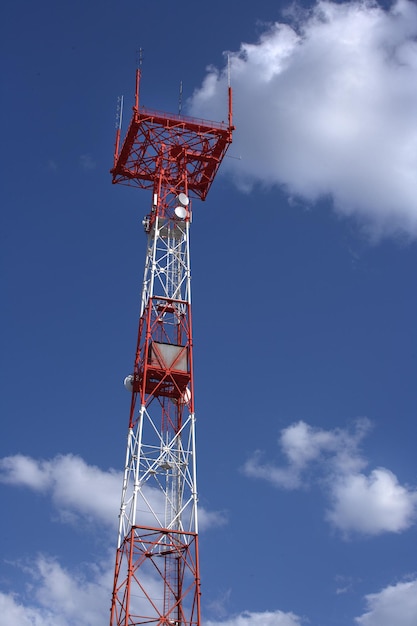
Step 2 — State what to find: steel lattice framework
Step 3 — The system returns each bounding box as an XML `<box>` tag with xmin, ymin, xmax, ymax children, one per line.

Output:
<box><xmin>109</xmin><ymin>69</ymin><xmax>233</xmax><ymax>626</ymax></box>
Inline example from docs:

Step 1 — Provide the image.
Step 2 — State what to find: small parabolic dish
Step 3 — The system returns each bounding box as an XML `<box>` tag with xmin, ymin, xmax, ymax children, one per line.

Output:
<box><xmin>182</xmin><ymin>387</ymin><xmax>191</xmax><ymax>404</ymax></box>
<box><xmin>174</xmin><ymin>206</ymin><xmax>188</xmax><ymax>219</ymax></box>
<box><xmin>124</xmin><ymin>375</ymin><xmax>134</xmax><ymax>392</ymax></box>
<box><xmin>176</xmin><ymin>193</ymin><xmax>189</xmax><ymax>207</ymax></box>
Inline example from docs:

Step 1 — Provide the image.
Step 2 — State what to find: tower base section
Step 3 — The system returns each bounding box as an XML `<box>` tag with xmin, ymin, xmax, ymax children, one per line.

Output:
<box><xmin>110</xmin><ymin>526</ymin><xmax>201</xmax><ymax>626</ymax></box>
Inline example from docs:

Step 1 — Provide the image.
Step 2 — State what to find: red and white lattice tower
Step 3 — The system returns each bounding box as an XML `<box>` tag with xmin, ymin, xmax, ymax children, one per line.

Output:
<box><xmin>109</xmin><ymin>69</ymin><xmax>233</xmax><ymax>626</ymax></box>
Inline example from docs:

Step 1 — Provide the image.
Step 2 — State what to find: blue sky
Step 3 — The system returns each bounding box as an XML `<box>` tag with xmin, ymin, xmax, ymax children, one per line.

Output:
<box><xmin>1</xmin><ymin>1</ymin><xmax>417</xmax><ymax>625</ymax></box>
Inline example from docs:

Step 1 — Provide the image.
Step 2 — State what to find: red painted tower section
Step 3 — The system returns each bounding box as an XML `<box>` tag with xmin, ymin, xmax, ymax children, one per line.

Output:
<box><xmin>109</xmin><ymin>69</ymin><xmax>233</xmax><ymax>626</ymax></box>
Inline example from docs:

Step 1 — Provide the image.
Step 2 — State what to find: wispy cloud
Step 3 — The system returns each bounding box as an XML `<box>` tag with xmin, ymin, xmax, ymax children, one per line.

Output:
<box><xmin>207</xmin><ymin>588</ymin><xmax>232</xmax><ymax>619</ymax></box>
<box><xmin>0</xmin><ymin>454</ymin><xmax>120</xmax><ymax>528</ymax></box>
<box><xmin>0</xmin><ymin>554</ymin><xmax>114</xmax><ymax>626</ymax></box>
<box><xmin>243</xmin><ymin>419</ymin><xmax>369</xmax><ymax>490</ymax></box>
<box><xmin>79</xmin><ymin>153</ymin><xmax>96</xmax><ymax>171</ymax></box>
<box><xmin>335</xmin><ymin>574</ymin><xmax>355</xmax><ymax>596</ymax></box>
<box><xmin>243</xmin><ymin>419</ymin><xmax>417</xmax><ymax>536</ymax></box>
<box><xmin>355</xmin><ymin>577</ymin><xmax>417</xmax><ymax>625</ymax></box>
<box><xmin>0</xmin><ymin>453</ymin><xmax>228</xmax><ymax>624</ymax></box>
<box><xmin>0</xmin><ymin>554</ymin><xmax>304</xmax><ymax>626</ymax></box>
<box><xmin>2</xmin><ymin>551</ymin><xmax>416</xmax><ymax>626</ymax></box>
<box><xmin>0</xmin><ymin>453</ymin><xmax>226</xmax><ymax>531</ymax></box>
<box><xmin>206</xmin><ymin>609</ymin><xmax>304</xmax><ymax>626</ymax></box>
<box><xmin>189</xmin><ymin>0</ymin><xmax>417</xmax><ymax>240</ymax></box>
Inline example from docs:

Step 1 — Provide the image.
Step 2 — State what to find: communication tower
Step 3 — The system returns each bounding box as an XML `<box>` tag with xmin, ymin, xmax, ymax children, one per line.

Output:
<box><xmin>109</xmin><ymin>68</ymin><xmax>234</xmax><ymax>626</ymax></box>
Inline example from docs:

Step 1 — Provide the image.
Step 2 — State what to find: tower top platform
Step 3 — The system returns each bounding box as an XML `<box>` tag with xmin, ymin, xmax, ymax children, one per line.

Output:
<box><xmin>111</xmin><ymin>70</ymin><xmax>234</xmax><ymax>200</ymax></box>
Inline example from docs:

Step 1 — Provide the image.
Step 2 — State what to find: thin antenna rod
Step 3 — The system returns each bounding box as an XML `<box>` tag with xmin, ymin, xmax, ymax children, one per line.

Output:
<box><xmin>227</xmin><ymin>54</ymin><xmax>233</xmax><ymax>132</ymax></box>
<box><xmin>179</xmin><ymin>81</ymin><xmax>183</xmax><ymax>115</ymax></box>
<box><xmin>135</xmin><ymin>69</ymin><xmax>140</xmax><ymax>111</ymax></box>
<box><xmin>118</xmin><ymin>95</ymin><xmax>124</xmax><ymax>130</ymax></box>
<box><xmin>135</xmin><ymin>48</ymin><xmax>144</xmax><ymax>111</ymax></box>
<box><xmin>137</xmin><ymin>47</ymin><xmax>144</xmax><ymax>69</ymax></box>
<box><xmin>113</xmin><ymin>95</ymin><xmax>124</xmax><ymax>166</ymax></box>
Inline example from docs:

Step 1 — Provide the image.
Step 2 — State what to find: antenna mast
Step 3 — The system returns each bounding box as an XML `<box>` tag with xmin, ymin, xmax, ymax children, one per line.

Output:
<box><xmin>179</xmin><ymin>80</ymin><xmax>183</xmax><ymax>115</ymax></box>
<box><xmin>227</xmin><ymin>54</ymin><xmax>233</xmax><ymax>131</ymax></box>
<box><xmin>109</xmin><ymin>70</ymin><xmax>234</xmax><ymax>626</ymax></box>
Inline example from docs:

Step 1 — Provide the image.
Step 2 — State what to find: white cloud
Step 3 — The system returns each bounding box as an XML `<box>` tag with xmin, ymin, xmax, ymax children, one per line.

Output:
<box><xmin>0</xmin><ymin>454</ymin><xmax>52</xmax><ymax>490</ymax></box>
<box><xmin>0</xmin><ymin>554</ymin><xmax>303</xmax><ymax>626</ymax></box>
<box><xmin>206</xmin><ymin>609</ymin><xmax>303</xmax><ymax>626</ymax></box>
<box><xmin>199</xmin><ymin>506</ymin><xmax>228</xmax><ymax>529</ymax></box>
<box><xmin>243</xmin><ymin>420</ymin><xmax>417</xmax><ymax>535</ymax></box>
<box><xmin>327</xmin><ymin>468</ymin><xmax>417</xmax><ymax>534</ymax></box>
<box><xmin>0</xmin><ymin>555</ymin><xmax>112</xmax><ymax>626</ymax></box>
<box><xmin>243</xmin><ymin>419</ymin><xmax>369</xmax><ymax>489</ymax></box>
<box><xmin>280</xmin><ymin>419</ymin><xmax>369</xmax><ymax>474</ymax></box>
<box><xmin>0</xmin><ymin>453</ymin><xmax>225</xmax><ymax>531</ymax></box>
<box><xmin>2</xmin><ymin>551</ymin><xmax>415</xmax><ymax>626</ymax></box>
<box><xmin>189</xmin><ymin>0</ymin><xmax>417</xmax><ymax>240</ymax></box>
<box><xmin>356</xmin><ymin>577</ymin><xmax>417</xmax><ymax>625</ymax></box>
<box><xmin>0</xmin><ymin>454</ymin><xmax>120</xmax><ymax>527</ymax></box>
<box><xmin>207</xmin><ymin>588</ymin><xmax>232</xmax><ymax>619</ymax></box>
<box><xmin>0</xmin><ymin>592</ymin><xmax>45</xmax><ymax>626</ymax></box>
<box><xmin>0</xmin><ymin>452</ymin><xmax>224</xmax><ymax>626</ymax></box>
<box><xmin>30</xmin><ymin>556</ymin><xmax>111</xmax><ymax>626</ymax></box>
<box><xmin>244</xmin><ymin>451</ymin><xmax>303</xmax><ymax>490</ymax></box>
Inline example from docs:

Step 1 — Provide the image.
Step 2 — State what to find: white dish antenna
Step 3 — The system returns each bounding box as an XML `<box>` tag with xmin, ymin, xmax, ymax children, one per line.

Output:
<box><xmin>124</xmin><ymin>375</ymin><xmax>134</xmax><ymax>392</ymax></box>
<box><xmin>176</xmin><ymin>193</ymin><xmax>189</xmax><ymax>207</ymax></box>
<box><xmin>174</xmin><ymin>205</ymin><xmax>188</xmax><ymax>219</ymax></box>
<box><xmin>182</xmin><ymin>387</ymin><xmax>191</xmax><ymax>404</ymax></box>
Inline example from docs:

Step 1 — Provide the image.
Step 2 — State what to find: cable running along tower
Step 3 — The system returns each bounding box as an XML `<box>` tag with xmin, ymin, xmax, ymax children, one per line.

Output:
<box><xmin>109</xmin><ymin>69</ymin><xmax>233</xmax><ymax>626</ymax></box>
